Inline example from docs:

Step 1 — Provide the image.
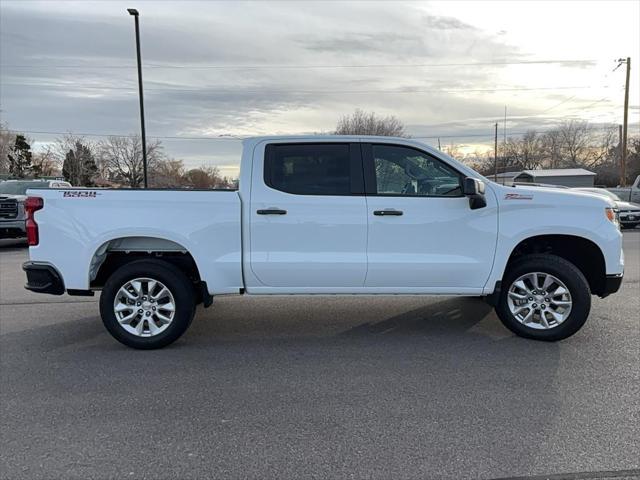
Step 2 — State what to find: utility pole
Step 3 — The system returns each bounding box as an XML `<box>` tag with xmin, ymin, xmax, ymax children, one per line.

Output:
<box><xmin>494</xmin><ymin>122</ymin><xmax>498</xmax><ymax>182</ymax></box>
<box><xmin>618</xmin><ymin>57</ymin><xmax>631</xmax><ymax>186</ymax></box>
<box><xmin>128</xmin><ymin>8</ymin><xmax>148</xmax><ymax>188</ymax></box>
<box><xmin>619</xmin><ymin>124</ymin><xmax>623</xmax><ymax>177</ymax></box>
<box><xmin>438</xmin><ymin>138</ymin><xmax>441</xmax><ymax>150</ymax></box>
<box><xmin>503</xmin><ymin>106</ymin><xmax>507</xmax><ymax>185</ymax></box>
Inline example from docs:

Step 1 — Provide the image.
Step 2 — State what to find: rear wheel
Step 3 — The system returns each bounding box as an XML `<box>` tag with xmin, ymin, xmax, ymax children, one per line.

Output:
<box><xmin>495</xmin><ymin>254</ymin><xmax>591</xmax><ymax>341</ymax></box>
<box><xmin>99</xmin><ymin>259</ymin><xmax>196</xmax><ymax>349</ymax></box>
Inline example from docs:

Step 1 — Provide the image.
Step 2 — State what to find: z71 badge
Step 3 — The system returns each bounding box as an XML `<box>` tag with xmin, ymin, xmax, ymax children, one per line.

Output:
<box><xmin>62</xmin><ymin>190</ymin><xmax>100</xmax><ymax>198</ymax></box>
<box><xmin>504</xmin><ymin>193</ymin><xmax>534</xmax><ymax>200</ymax></box>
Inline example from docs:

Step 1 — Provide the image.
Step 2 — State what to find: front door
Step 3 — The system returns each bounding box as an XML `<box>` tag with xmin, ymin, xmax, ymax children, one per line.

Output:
<box><xmin>249</xmin><ymin>142</ymin><xmax>368</xmax><ymax>289</ymax></box>
<box><xmin>362</xmin><ymin>143</ymin><xmax>498</xmax><ymax>292</ymax></box>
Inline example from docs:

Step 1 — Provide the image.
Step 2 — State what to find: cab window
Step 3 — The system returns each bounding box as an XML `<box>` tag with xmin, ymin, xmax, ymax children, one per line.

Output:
<box><xmin>368</xmin><ymin>144</ymin><xmax>462</xmax><ymax>197</ymax></box>
<box><xmin>264</xmin><ymin>143</ymin><xmax>360</xmax><ymax>195</ymax></box>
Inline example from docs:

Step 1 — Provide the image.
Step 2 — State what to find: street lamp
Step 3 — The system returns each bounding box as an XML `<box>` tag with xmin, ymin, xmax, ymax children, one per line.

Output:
<box><xmin>127</xmin><ymin>8</ymin><xmax>148</xmax><ymax>188</ymax></box>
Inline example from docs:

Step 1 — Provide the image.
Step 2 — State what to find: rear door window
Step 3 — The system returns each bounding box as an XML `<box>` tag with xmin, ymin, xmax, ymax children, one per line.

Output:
<box><xmin>264</xmin><ymin>143</ymin><xmax>362</xmax><ymax>195</ymax></box>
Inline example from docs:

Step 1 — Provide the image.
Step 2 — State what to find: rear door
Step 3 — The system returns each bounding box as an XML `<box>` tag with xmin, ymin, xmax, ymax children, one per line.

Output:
<box><xmin>362</xmin><ymin>143</ymin><xmax>498</xmax><ymax>292</ymax></box>
<box><xmin>249</xmin><ymin>142</ymin><xmax>368</xmax><ymax>289</ymax></box>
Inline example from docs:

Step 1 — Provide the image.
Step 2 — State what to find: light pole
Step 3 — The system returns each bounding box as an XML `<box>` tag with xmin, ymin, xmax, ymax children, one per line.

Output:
<box><xmin>127</xmin><ymin>8</ymin><xmax>148</xmax><ymax>188</ymax></box>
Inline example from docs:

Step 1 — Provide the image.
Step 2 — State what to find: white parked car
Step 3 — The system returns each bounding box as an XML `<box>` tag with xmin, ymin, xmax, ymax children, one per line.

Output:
<box><xmin>575</xmin><ymin>187</ymin><xmax>640</xmax><ymax>229</ymax></box>
<box><xmin>23</xmin><ymin>136</ymin><xmax>624</xmax><ymax>348</ymax></box>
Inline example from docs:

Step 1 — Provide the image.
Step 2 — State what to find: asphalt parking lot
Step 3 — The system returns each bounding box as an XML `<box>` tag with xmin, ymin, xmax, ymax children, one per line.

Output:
<box><xmin>1</xmin><ymin>233</ymin><xmax>639</xmax><ymax>480</ymax></box>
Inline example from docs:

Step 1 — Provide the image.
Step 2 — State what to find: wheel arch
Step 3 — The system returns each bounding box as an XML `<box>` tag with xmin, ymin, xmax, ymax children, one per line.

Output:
<box><xmin>89</xmin><ymin>236</ymin><xmax>203</xmax><ymax>291</ymax></box>
<box><xmin>502</xmin><ymin>234</ymin><xmax>607</xmax><ymax>296</ymax></box>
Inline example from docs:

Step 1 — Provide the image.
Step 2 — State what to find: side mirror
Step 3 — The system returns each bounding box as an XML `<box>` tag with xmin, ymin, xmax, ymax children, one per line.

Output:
<box><xmin>462</xmin><ymin>177</ymin><xmax>487</xmax><ymax>210</ymax></box>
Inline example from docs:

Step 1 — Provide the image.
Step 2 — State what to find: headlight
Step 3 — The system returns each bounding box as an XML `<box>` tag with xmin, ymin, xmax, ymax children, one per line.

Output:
<box><xmin>605</xmin><ymin>207</ymin><xmax>620</xmax><ymax>228</ymax></box>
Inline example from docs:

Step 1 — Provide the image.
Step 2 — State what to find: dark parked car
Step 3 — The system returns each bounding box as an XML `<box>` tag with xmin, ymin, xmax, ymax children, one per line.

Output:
<box><xmin>0</xmin><ymin>180</ymin><xmax>71</xmax><ymax>239</ymax></box>
<box><xmin>574</xmin><ymin>187</ymin><xmax>640</xmax><ymax>229</ymax></box>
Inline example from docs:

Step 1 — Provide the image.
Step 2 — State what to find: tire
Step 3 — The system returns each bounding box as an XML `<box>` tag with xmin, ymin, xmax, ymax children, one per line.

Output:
<box><xmin>99</xmin><ymin>259</ymin><xmax>196</xmax><ymax>349</ymax></box>
<box><xmin>495</xmin><ymin>254</ymin><xmax>591</xmax><ymax>341</ymax></box>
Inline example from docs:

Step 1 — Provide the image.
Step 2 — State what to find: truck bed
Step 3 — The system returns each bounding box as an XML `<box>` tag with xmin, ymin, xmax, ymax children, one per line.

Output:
<box><xmin>27</xmin><ymin>188</ymin><xmax>243</xmax><ymax>294</ymax></box>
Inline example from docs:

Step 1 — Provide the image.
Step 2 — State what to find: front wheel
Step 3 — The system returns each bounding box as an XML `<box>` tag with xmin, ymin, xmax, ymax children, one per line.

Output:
<box><xmin>495</xmin><ymin>254</ymin><xmax>591</xmax><ymax>341</ymax></box>
<box><xmin>100</xmin><ymin>259</ymin><xmax>196</xmax><ymax>349</ymax></box>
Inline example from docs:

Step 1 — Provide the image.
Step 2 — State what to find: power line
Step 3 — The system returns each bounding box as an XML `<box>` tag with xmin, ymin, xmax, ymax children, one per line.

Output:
<box><xmin>2</xmin><ymin>129</ymin><xmax>244</xmax><ymax>140</ymax></box>
<box><xmin>0</xmin><ymin>59</ymin><xmax>597</xmax><ymax>70</ymax></box>
<box><xmin>4</xmin><ymin>128</ymin><xmax>609</xmax><ymax>142</ymax></box>
<box><xmin>533</xmin><ymin>61</ymin><xmax>626</xmax><ymax>116</ymax></box>
<box><xmin>571</xmin><ymin>96</ymin><xmax>614</xmax><ymax>111</ymax></box>
<box><xmin>538</xmin><ymin>95</ymin><xmax>579</xmax><ymax>114</ymax></box>
<box><xmin>0</xmin><ymin>82</ymin><xmax>612</xmax><ymax>95</ymax></box>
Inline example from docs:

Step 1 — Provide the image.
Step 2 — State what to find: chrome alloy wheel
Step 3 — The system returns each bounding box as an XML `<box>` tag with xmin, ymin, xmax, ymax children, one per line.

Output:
<box><xmin>113</xmin><ymin>277</ymin><xmax>176</xmax><ymax>337</ymax></box>
<box><xmin>507</xmin><ymin>272</ymin><xmax>572</xmax><ymax>330</ymax></box>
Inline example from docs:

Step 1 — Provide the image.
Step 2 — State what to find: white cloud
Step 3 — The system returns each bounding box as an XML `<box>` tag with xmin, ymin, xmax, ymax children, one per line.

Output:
<box><xmin>1</xmin><ymin>0</ymin><xmax>638</xmax><ymax>171</ymax></box>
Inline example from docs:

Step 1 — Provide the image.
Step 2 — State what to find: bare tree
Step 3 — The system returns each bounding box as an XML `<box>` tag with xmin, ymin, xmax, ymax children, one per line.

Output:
<box><xmin>627</xmin><ymin>136</ymin><xmax>640</xmax><ymax>183</ymax></box>
<box><xmin>183</xmin><ymin>165</ymin><xmax>231</xmax><ymax>189</ymax></box>
<box><xmin>559</xmin><ymin>122</ymin><xmax>616</xmax><ymax>169</ymax></box>
<box><xmin>0</xmin><ymin>122</ymin><xmax>16</xmax><ymax>174</ymax></box>
<box><xmin>442</xmin><ymin>143</ymin><xmax>462</xmax><ymax>159</ymax></box>
<box><xmin>590</xmin><ymin>127</ymin><xmax>617</xmax><ymax>169</ymax></box>
<box><xmin>98</xmin><ymin>136</ymin><xmax>163</xmax><ymax>188</ymax></box>
<box><xmin>467</xmin><ymin>121</ymin><xmax>632</xmax><ymax>186</ymax></box>
<box><xmin>31</xmin><ymin>145</ymin><xmax>59</xmax><ymax>177</ymax></box>
<box><xmin>540</xmin><ymin>129</ymin><xmax>562</xmax><ymax>169</ymax></box>
<box><xmin>557</xmin><ymin>120</ymin><xmax>594</xmax><ymax>167</ymax></box>
<box><xmin>150</xmin><ymin>159</ymin><xmax>186</xmax><ymax>188</ymax></box>
<box><xmin>500</xmin><ymin>131</ymin><xmax>544</xmax><ymax>170</ymax></box>
<box><xmin>335</xmin><ymin>109</ymin><xmax>406</xmax><ymax>137</ymax></box>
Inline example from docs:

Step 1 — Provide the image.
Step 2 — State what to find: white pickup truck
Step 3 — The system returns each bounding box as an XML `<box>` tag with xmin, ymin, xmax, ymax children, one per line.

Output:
<box><xmin>609</xmin><ymin>175</ymin><xmax>640</xmax><ymax>204</ymax></box>
<box><xmin>23</xmin><ymin>136</ymin><xmax>624</xmax><ymax>349</ymax></box>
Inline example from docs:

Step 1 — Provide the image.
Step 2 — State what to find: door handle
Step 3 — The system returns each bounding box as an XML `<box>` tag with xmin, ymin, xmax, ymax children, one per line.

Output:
<box><xmin>257</xmin><ymin>208</ymin><xmax>287</xmax><ymax>215</ymax></box>
<box><xmin>373</xmin><ymin>209</ymin><xmax>403</xmax><ymax>216</ymax></box>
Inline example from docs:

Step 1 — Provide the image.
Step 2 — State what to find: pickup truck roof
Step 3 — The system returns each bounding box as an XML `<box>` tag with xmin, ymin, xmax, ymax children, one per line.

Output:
<box><xmin>243</xmin><ymin>134</ymin><xmax>436</xmax><ymax>146</ymax></box>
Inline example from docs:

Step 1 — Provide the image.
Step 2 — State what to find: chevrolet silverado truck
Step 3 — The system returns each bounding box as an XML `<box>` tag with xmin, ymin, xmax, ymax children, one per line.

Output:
<box><xmin>609</xmin><ymin>175</ymin><xmax>640</xmax><ymax>204</ymax></box>
<box><xmin>23</xmin><ymin>136</ymin><xmax>624</xmax><ymax>349</ymax></box>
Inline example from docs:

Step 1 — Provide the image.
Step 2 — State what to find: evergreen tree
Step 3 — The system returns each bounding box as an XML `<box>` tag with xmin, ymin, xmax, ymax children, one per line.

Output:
<box><xmin>80</xmin><ymin>143</ymin><xmax>98</xmax><ymax>186</ymax></box>
<box><xmin>7</xmin><ymin>135</ymin><xmax>32</xmax><ymax>178</ymax></box>
<box><xmin>62</xmin><ymin>149</ymin><xmax>76</xmax><ymax>184</ymax></box>
<box><xmin>62</xmin><ymin>141</ymin><xmax>98</xmax><ymax>186</ymax></box>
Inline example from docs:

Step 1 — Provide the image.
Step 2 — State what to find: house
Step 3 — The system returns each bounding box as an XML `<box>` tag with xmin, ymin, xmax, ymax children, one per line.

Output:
<box><xmin>513</xmin><ymin>168</ymin><xmax>596</xmax><ymax>187</ymax></box>
<box><xmin>490</xmin><ymin>171</ymin><xmax>521</xmax><ymax>186</ymax></box>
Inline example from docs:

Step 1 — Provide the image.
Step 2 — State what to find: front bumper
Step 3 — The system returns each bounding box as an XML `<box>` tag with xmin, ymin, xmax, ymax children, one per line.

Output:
<box><xmin>0</xmin><ymin>220</ymin><xmax>26</xmax><ymax>239</ymax></box>
<box><xmin>620</xmin><ymin>219</ymin><xmax>640</xmax><ymax>227</ymax></box>
<box><xmin>601</xmin><ymin>274</ymin><xmax>623</xmax><ymax>298</ymax></box>
<box><xmin>23</xmin><ymin>262</ymin><xmax>65</xmax><ymax>295</ymax></box>
<box><xmin>619</xmin><ymin>211</ymin><xmax>640</xmax><ymax>225</ymax></box>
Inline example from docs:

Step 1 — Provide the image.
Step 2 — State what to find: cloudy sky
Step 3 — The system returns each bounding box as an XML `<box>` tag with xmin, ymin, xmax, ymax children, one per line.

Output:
<box><xmin>1</xmin><ymin>0</ymin><xmax>639</xmax><ymax>177</ymax></box>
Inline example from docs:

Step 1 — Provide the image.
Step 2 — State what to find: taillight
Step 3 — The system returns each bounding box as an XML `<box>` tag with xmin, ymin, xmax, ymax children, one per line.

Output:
<box><xmin>24</xmin><ymin>196</ymin><xmax>44</xmax><ymax>246</ymax></box>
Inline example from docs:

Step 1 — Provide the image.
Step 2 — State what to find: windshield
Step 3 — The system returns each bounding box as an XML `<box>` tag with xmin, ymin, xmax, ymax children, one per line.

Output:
<box><xmin>0</xmin><ymin>181</ymin><xmax>49</xmax><ymax>195</ymax></box>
